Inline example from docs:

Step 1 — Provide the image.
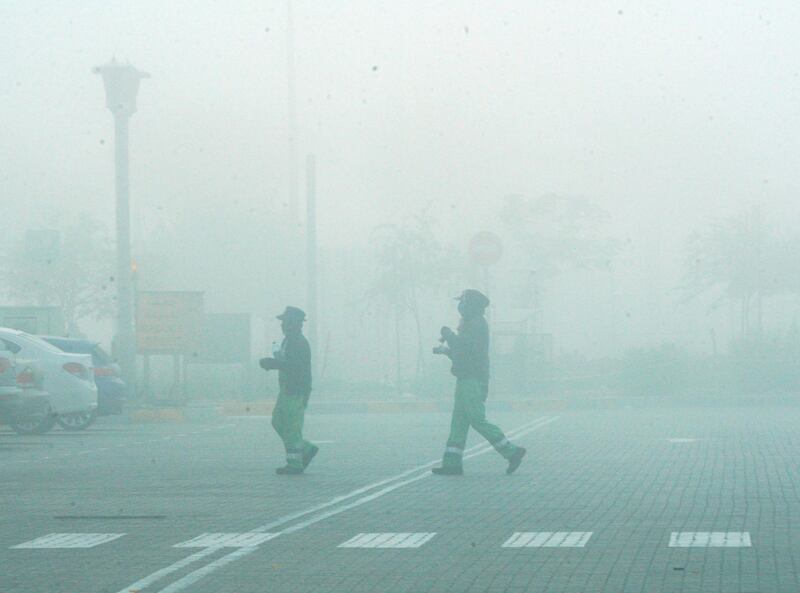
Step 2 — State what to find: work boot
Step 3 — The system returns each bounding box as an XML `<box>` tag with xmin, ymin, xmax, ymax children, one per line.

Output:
<box><xmin>303</xmin><ymin>444</ymin><xmax>319</xmax><ymax>469</ymax></box>
<box><xmin>431</xmin><ymin>466</ymin><xmax>463</xmax><ymax>476</ymax></box>
<box><xmin>506</xmin><ymin>447</ymin><xmax>526</xmax><ymax>475</ymax></box>
<box><xmin>276</xmin><ymin>465</ymin><xmax>304</xmax><ymax>475</ymax></box>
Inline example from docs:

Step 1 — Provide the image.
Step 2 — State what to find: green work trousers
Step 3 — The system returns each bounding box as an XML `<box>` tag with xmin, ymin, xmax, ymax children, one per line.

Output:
<box><xmin>442</xmin><ymin>378</ymin><xmax>517</xmax><ymax>468</ymax></box>
<box><xmin>271</xmin><ymin>392</ymin><xmax>312</xmax><ymax>469</ymax></box>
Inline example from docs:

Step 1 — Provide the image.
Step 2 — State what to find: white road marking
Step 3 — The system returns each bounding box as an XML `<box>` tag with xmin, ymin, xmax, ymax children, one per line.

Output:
<box><xmin>117</xmin><ymin>415</ymin><xmax>559</xmax><ymax>593</ymax></box>
<box><xmin>174</xmin><ymin>533</ymin><xmax>278</xmax><ymax>548</ymax></box>
<box><xmin>0</xmin><ymin>425</ymin><xmax>231</xmax><ymax>468</ymax></box>
<box><xmin>156</xmin><ymin>547</ymin><xmax>257</xmax><ymax>593</ymax></box>
<box><xmin>667</xmin><ymin>438</ymin><xmax>697</xmax><ymax>443</ymax></box>
<box><xmin>669</xmin><ymin>532</ymin><xmax>751</xmax><ymax>547</ymax></box>
<box><xmin>339</xmin><ymin>532</ymin><xmax>436</xmax><ymax>548</ymax></box>
<box><xmin>112</xmin><ymin>548</ymin><xmax>220</xmax><ymax>593</ymax></box>
<box><xmin>502</xmin><ymin>532</ymin><xmax>593</xmax><ymax>548</ymax></box>
<box><xmin>12</xmin><ymin>533</ymin><xmax>125</xmax><ymax>549</ymax></box>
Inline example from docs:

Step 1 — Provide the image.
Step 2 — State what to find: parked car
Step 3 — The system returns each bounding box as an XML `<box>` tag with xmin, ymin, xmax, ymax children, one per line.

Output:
<box><xmin>40</xmin><ymin>336</ymin><xmax>127</xmax><ymax>419</ymax></box>
<box><xmin>0</xmin><ymin>350</ymin><xmax>22</xmax><ymax>427</ymax></box>
<box><xmin>0</xmin><ymin>350</ymin><xmax>54</xmax><ymax>434</ymax></box>
<box><xmin>0</xmin><ymin>328</ymin><xmax>97</xmax><ymax>431</ymax></box>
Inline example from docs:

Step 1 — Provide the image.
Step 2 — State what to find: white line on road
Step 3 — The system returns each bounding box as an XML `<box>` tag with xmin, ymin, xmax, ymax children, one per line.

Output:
<box><xmin>12</xmin><ymin>533</ymin><xmax>125</xmax><ymax>549</ymax></box>
<box><xmin>669</xmin><ymin>532</ymin><xmax>751</xmax><ymax>547</ymax></box>
<box><xmin>116</xmin><ymin>415</ymin><xmax>559</xmax><ymax>593</ymax></box>
<box><xmin>174</xmin><ymin>533</ymin><xmax>279</xmax><ymax>548</ymax></box>
<box><xmin>502</xmin><ymin>531</ymin><xmax>593</xmax><ymax>548</ymax></box>
<box><xmin>0</xmin><ymin>425</ymin><xmax>232</xmax><ymax>468</ymax></box>
<box><xmin>155</xmin><ymin>546</ymin><xmax>258</xmax><ymax>593</ymax></box>
<box><xmin>112</xmin><ymin>548</ymin><xmax>220</xmax><ymax>593</ymax></box>
<box><xmin>339</xmin><ymin>532</ymin><xmax>436</xmax><ymax>548</ymax></box>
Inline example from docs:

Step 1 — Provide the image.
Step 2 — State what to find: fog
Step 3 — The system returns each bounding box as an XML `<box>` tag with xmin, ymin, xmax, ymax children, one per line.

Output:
<box><xmin>3</xmin><ymin>1</ymin><xmax>800</xmax><ymax>397</ymax></box>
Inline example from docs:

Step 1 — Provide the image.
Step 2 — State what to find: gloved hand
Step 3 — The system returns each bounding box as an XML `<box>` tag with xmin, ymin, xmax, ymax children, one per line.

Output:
<box><xmin>259</xmin><ymin>357</ymin><xmax>278</xmax><ymax>371</ymax></box>
<box><xmin>440</xmin><ymin>326</ymin><xmax>455</xmax><ymax>341</ymax></box>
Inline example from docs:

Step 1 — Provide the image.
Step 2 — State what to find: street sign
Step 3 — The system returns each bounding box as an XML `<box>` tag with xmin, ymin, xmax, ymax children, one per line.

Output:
<box><xmin>0</xmin><ymin>306</ymin><xmax>64</xmax><ymax>335</ymax></box>
<box><xmin>469</xmin><ymin>231</ymin><xmax>503</xmax><ymax>267</ymax></box>
<box><xmin>136</xmin><ymin>291</ymin><xmax>204</xmax><ymax>354</ymax></box>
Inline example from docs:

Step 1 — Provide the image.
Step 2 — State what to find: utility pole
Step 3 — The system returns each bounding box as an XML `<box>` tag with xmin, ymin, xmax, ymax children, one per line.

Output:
<box><xmin>286</xmin><ymin>0</ymin><xmax>299</xmax><ymax>228</ymax></box>
<box><xmin>305</xmin><ymin>155</ymin><xmax>318</xmax><ymax>364</ymax></box>
<box><xmin>94</xmin><ymin>59</ymin><xmax>148</xmax><ymax>397</ymax></box>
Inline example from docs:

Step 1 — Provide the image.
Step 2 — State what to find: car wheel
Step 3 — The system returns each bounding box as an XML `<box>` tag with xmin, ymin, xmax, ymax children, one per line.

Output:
<box><xmin>11</xmin><ymin>413</ymin><xmax>57</xmax><ymax>435</ymax></box>
<box><xmin>56</xmin><ymin>409</ymin><xmax>98</xmax><ymax>431</ymax></box>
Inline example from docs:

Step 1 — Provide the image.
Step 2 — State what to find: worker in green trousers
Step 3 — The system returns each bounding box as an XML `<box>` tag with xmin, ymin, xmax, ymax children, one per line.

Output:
<box><xmin>432</xmin><ymin>289</ymin><xmax>526</xmax><ymax>475</ymax></box>
<box><xmin>260</xmin><ymin>306</ymin><xmax>318</xmax><ymax>475</ymax></box>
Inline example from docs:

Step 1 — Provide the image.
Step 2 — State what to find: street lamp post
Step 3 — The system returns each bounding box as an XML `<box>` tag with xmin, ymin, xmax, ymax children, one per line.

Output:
<box><xmin>94</xmin><ymin>59</ymin><xmax>149</xmax><ymax>397</ymax></box>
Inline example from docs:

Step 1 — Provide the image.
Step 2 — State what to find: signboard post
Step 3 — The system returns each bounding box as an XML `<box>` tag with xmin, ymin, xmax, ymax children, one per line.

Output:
<box><xmin>136</xmin><ymin>291</ymin><xmax>204</xmax><ymax>400</ymax></box>
<box><xmin>136</xmin><ymin>291</ymin><xmax>204</xmax><ymax>354</ymax></box>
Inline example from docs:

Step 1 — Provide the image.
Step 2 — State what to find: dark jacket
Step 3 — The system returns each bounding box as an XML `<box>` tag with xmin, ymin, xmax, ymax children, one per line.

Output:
<box><xmin>276</xmin><ymin>333</ymin><xmax>312</xmax><ymax>398</ymax></box>
<box><xmin>443</xmin><ymin>315</ymin><xmax>490</xmax><ymax>383</ymax></box>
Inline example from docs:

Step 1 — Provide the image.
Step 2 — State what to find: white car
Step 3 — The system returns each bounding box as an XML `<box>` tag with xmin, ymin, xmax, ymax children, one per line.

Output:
<box><xmin>0</xmin><ymin>328</ymin><xmax>97</xmax><ymax>429</ymax></box>
<box><xmin>0</xmin><ymin>351</ymin><xmax>54</xmax><ymax>434</ymax></box>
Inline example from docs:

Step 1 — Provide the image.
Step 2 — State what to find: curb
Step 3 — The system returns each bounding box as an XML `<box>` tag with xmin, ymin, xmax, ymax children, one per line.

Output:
<box><xmin>91</xmin><ymin>392</ymin><xmax>800</xmax><ymax>424</ymax></box>
<box><xmin>122</xmin><ymin>397</ymin><xmax>578</xmax><ymax>423</ymax></box>
<box><xmin>218</xmin><ymin>398</ymin><xmax>570</xmax><ymax>417</ymax></box>
<box><xmin>129</xmin><ymin>408</ymin><xmax>186</xmax><ymax>423</ymax></box>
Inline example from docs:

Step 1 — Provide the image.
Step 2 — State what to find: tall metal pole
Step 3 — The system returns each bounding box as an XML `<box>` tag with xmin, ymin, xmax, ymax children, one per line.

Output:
<box><xmin>94</xmin><ymin>59</ymin><xmax>148</xmax><ymax>398</ymax></box>
<box><xmin>286</xmin><ymin>0</ymin><xmax>299</xmax><ymax>228</ymax></box>
<box><xmin>114</xmin><ymin>112</ymin><xmax>136</xmax><ymax>395</ymax></box>
<box><xmin>305</xmin><ymin>155</ymin><xmax>318</xmax><ymax>364</ymax></box>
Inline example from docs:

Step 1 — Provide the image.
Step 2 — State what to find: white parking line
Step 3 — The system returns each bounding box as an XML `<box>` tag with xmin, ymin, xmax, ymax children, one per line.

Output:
<box><xmin>174</xmin><ymin>533</ymin><xmax>278</xmax><ymax>548</ymax></box>
<box><xmin>339</xmin><ymin>532</ymin><xmax>436</xmax><ymax>548</ymax></box>
<box><xmin>115</xmin><ymin>415</ymin><xmax>560</xmax><ymax>593</ymax></box>
<box><xmin>669</xmin><ymin>532</ymin><xmax>751</xmax><ymax>547</ymax></box>
<box><xmin>502</xmin><ymin>532</ymin><xmax>593</xmax><ymax>548</ymax></box>
<box><xmin>0</xmin><ymin>425</ymin><xmax>231</xmax><ymax>468</ymax></box>
<box><xmin>12</xmin><ymin>533</ymin><xmax>125</xmax><ymax>549</ymax></box>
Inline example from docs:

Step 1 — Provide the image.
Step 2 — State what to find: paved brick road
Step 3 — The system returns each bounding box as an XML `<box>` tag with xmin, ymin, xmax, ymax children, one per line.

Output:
<box><xmin>2</xmin><ymin>405</ymin><xmax>800</xmax><ymax>592</ymax></box>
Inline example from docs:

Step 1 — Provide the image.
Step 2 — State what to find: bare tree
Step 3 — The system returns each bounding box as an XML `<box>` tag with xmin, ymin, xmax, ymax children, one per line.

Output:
<box><xmin>1</xmin><ymin>219</ymin><xmax>115</xmax><ymax>331</ymax></box>
<box><xmin>367</xmin><ymin>207</ymin><xmax>458</xmax><ymax>391</ymax></box>
<box><xmin>682</xmin><ymin>206</ymin><xmax>798</xmax><ymax>337</ymax></box>
<box><xmin>500</xmin><ymin>193</ymin><xmax>618</xmax><ymax>277</ymax></box>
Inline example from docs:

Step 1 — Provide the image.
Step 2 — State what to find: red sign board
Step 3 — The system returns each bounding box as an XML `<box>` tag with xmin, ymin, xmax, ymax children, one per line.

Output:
<box><xmin>469</xmin><ymin>231</ymin><xmax>503</xmax><ymax>267</ymax></box>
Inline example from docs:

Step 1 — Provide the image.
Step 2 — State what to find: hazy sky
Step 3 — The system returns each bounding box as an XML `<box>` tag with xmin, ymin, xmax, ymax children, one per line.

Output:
<box><xmin>3</xmin><ymin>1</ymin><xmax>800</xmax><ymax>250</ymax></box>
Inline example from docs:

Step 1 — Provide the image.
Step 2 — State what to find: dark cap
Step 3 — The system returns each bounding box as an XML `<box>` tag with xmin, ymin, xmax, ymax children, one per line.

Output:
<box><xmin>277</xmin><ymin>306</ymin><xmax>306</xmax><ymax>322</ymax></box>
<box><xmin>455</xmin><ymin>289</ymin><xmax>490</xmax><ymax>310</ymax></box>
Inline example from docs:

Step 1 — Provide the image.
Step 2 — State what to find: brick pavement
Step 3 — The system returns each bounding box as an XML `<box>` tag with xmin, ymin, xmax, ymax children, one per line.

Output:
<box><xmin>3</xmin><ymin>407</ymin><xmax>800</xmax><ymax>592</ymax></box>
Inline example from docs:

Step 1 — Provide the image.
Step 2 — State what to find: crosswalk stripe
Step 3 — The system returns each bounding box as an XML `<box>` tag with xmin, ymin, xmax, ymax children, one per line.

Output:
<box><xmin>669</xmin><ymin>532</ymin><xmax>751</xmax><ymax>547</ymax></box>
<box><xmin>340</xmin><ymin>533</ymin><xmax>378</xmax><ymax>547</ymax></box>
<box><xmin>397</xmin><ymin>532</ymin><xmax>436</xmax><ymax>548</ymax></box>
<box><xmin>338</xmin><ymin>532</ymin><xmax>436</xmax><ymax>548</ymax></box>
<box><xmin>11</xmin><ymin>533</ymin><xmax>125</xmax><ymax>549</ymax></box>
<box><xmin>174</xmin><ymin>533</ymin><xmax>279</xmax><ymax>548</ymax></box>
<box><xmin>502</xmin><ymin>532</ymin><xmax>593</xmax><ymax>548</ymax></box>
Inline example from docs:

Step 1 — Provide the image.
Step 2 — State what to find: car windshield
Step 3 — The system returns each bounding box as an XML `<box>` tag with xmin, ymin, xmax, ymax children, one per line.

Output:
<box><xmin>14</xmin><ymin>333</ymin><xmax>70</xmax><ymax>355</ymax></box>
<box><xmin>42</xmin><ymin>338</ymin><xmax>94</xmax><ymax>355</ymax></box>
<box><xmin>91</xmin><ymin>346</ymin><xmax>114</xmax><ymax>366</ymax></box>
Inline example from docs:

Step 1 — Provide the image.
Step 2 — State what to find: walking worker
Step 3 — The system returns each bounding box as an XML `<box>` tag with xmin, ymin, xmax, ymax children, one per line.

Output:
<box><xmin>259</xmin><ymin>306</ymin><xmax>318</xmax><ymax>475</ymax></box>
<box><xmin>432</xmin><ymin>289</ymin><xmax>526</xmax><ymax>475</ymax></box>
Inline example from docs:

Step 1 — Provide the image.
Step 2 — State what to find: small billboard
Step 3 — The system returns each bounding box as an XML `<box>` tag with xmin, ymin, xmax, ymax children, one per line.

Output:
<box><xmin>136</xmin><ymin>291</ymin><xmax>204</xmax><ymax>354</ymax></box>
